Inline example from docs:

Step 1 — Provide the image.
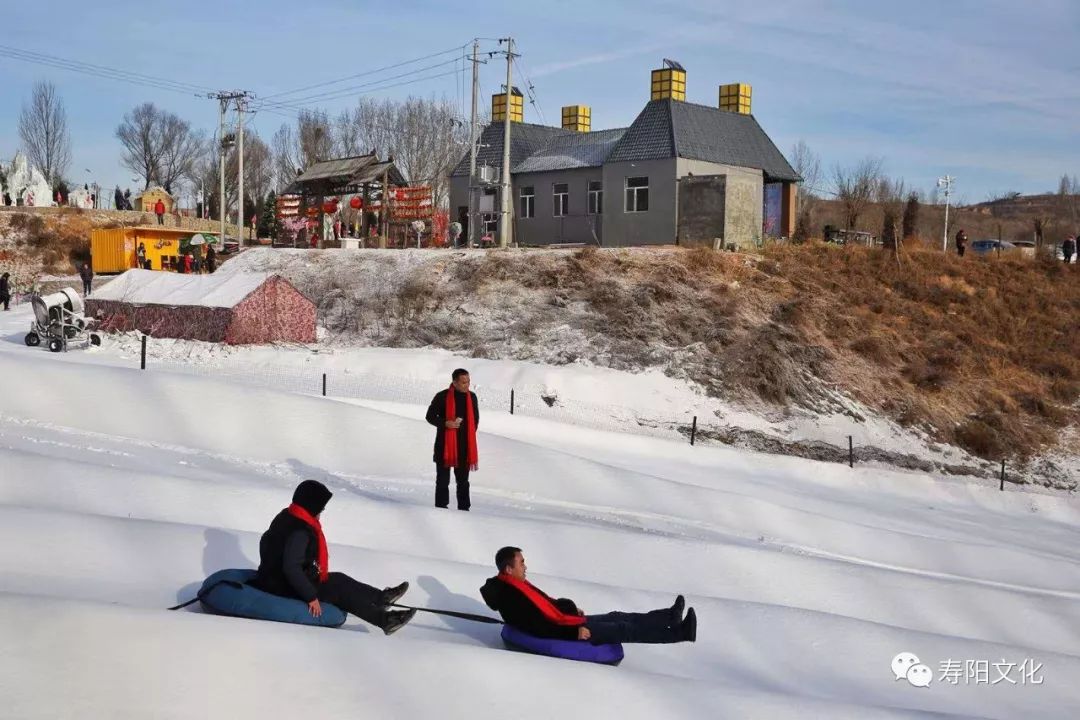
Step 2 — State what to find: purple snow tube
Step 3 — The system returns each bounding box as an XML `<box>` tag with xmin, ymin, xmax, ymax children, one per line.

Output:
<box><xmin>500</xmin><ymin>625</ymin><xmax>624</xmax><ymax>665</ymax></box>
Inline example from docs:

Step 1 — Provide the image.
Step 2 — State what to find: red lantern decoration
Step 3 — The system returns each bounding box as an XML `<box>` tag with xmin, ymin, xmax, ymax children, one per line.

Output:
<box><xmin>350</xmin><ymin>196</ymin><xmax>362</xmax><ymax>209</ymax></box>
<box><xmin>305</xmin><ymin>207</ymin><xmax>319</xmax><ymax>217</ymax></box>
<box><xmin>322</xmin><ymin>201</ymin><xmax>338</xmax><ymax>214</ymax></box>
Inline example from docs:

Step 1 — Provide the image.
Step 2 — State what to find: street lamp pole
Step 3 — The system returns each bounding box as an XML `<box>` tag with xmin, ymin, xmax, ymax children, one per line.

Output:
<box><xmin>937</xmin><ymin>175</ymin><xmax>954</xmax><ymax>252</ymax></box>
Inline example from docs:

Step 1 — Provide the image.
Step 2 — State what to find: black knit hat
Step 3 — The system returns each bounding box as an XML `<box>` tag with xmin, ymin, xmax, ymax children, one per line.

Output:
<box><xmin>292</xmin><ymin>480</ymin><xmax>333</xmax><ymax>515</ymax></box>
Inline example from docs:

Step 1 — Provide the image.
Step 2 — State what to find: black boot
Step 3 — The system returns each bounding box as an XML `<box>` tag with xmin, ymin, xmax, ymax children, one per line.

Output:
<box><xmin>681</xmin><ymin>608</ymin><xmax>697</xmax><ymax>642</ymax></box>
<box><xmin>670</xmin><ymin>595</ymin><xmax>685</xmax><ymax>625</ymax></box>
<box><xmin>381</xmin><ymin>581</ymin><xmax>409</xmax><ymax>607</ymax></box>
<box><xmin>382</xmin><ymin>608</ymin><xmax>417</xmax><ymax>636</ymax></box>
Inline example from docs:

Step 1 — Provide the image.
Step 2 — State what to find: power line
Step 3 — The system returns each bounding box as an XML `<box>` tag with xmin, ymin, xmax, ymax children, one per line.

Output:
<box><xmin>254</xmin><ymin>57</ymin><xmax>467</xmax><ymax>112</ymax></box>
<box><xmin>254</xmin><ymin>68</ymin><xmax>466</xmax><ymax>118</ymax></box>
<box><xmin>0</xmin><ymin>45</ymin><xmax>213</xmax><ymax>96</ymax></box>
<box><xmin>258</xmin><ymin>44</ymin><xmax>469</xmax><ymax>101</ymax></box>
<box><xmin>512</xmin><ymin>56</ymin><xmax>545</xmax><ymax>125</ymax></box>
<box><xmin>254</xmin><ymin>69</ymin><xmax>470</xmax><ymax>120</ymax></box>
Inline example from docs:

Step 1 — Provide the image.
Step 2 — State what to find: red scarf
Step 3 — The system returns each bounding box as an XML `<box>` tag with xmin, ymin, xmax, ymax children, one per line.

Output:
<box><xmin>497</xmin><ymin>573</ymin><xmax>585</xmax><ymax>627</ymax></box>
<box><xmin>287</xmin><ymin>503</ymin><xmax>328</xmax><ymax>583</ymax></box>
<box><xmin>443</xmin><ymin>385</ymin><xmax>479</xmax><ymax>470</ymax></box>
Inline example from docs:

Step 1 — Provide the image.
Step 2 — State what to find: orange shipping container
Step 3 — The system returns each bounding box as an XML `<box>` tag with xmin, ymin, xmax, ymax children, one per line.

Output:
<box><xmin>90</xmin><ymin>228</ymin><xmax>134</xmax><ymax>273</ymax></box>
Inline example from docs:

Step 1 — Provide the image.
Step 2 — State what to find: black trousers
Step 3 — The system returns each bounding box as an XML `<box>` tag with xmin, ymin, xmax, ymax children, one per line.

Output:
<box><xmin>82</xmin><ymin>280</ymin><xmax>92</xmax><ymax>296</ymax></box>
<box><xmin>1</xmin><ymin>294</ymin><xmax>8</xmax><ymax>310</ymax></box>
<box><xmin>436</xmin><ymin>464</ymin><xmax>471</xmax><ymax>510</ymax></box>
<box><xmin>585</xmin><ymin>608</ymin><xmax>683</xmax><ymax>645</ymax></box>
<box><xmin>317</xmin><ymin>572</ymin><xmax>387</xmax><ymax>627</ymax></box>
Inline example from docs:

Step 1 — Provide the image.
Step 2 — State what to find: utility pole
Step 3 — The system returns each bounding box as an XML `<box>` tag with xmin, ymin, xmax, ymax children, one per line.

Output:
<box><xmin>237</xmin><ymin>96</ymin><xmax>246</xmax><ymax>247</ymax></box>
<box><xmin>208</xmin><ymin>91</ymin><xmax>252</xmax><ymax>248</ymax></box>
<box><xmin>499</xmin><ymin>37</ymin><xmax>515</xmax><ymax>249</ymax></box>
<box><xmin>468</xmin><ymin>39</ymin><xmax>480</xmax><ymax>249</ymax></box>
<box><xmin>937</xmin><ymin>175</ymin><xmax>954</xmax><ymax>252</ymax></box>
<box><xmin>217</xmin><ymin>96</ymin><xmax>227</xmax><ymax>249</ymax></box>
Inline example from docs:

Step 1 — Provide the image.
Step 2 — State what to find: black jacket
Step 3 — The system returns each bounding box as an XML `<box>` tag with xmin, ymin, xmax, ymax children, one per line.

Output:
<box><xmin>79</xmin><ymin>264</ymin><xmax>94</xmax><ymax>283</ymax></box>
<box><xmin>480</xmin><ymin>575</ymin><xmax>582</xmax><ymax>640</ymax></box>
<box><xmin>251</xmin><ymin>509</ymin><xmax>321</xmax><ymax>602</ymax></box>
<box><xmin>425</xmin><ymin>388</ymin><xmax>479</xmax><ymax>465</ymax></box>
<box><xmin>0</xmin><ymin>275</ymin><xmax>9</xmax><ymax>297</ymax></box>
<box><xmin>1064</xmin><ymin>239</ymin><xmax>1076</xmax><ymax>254</ymax></box>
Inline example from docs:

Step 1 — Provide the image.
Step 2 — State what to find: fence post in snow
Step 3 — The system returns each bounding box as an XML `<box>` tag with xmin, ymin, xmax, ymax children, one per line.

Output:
<box><xmin>510</xmin><ymin>389</ymin><xmax>514</xmax><ymax>415</ymax></box>
<box><xmin>1000</xmin><ymin>460</ymin><xmax>1005</xmax><ymax>491</ymax></box>
<box><xmin>848</xmin><ymin>435</ymin><xmax>854</xmax><ymax>468</ymax></box>
<box><xmin>322</xmin><ymin>373</ymin><xmax>327</xmax><ymax>397</ymax></box>
<box><xmin>140</xmin><ymin>335</ymin><xmax>147</xmax><ymax>370</ymax></box>
<box><xmin>690</xmin><ymin>416</ymin><xmax>697</xmax><ymax>446</ymax></box>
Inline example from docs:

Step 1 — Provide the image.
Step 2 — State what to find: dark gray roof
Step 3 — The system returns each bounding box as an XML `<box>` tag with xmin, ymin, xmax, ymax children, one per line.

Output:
<box><xmin>607</xmin><ymin>100</ymin><xmax>800</xmax><ymax>182</ymax></box>
<box><xmin>286</xmin><ymin>153</ymin><xmax>407</xmax><ymax>193</ymax></box>
<box><xmin>514</xmin><ymin>128</ymin><xmax>627</xmax><ymax>173</ymax></box>
<box><xmin>604</xmin><ymin>100</ymin><xmax>675</xmax><ymax>164</ymax></box>
<box><xmin>451</xmin><ymin>122</ymin><xmax>570</xmax><ymax>177</ymax></box>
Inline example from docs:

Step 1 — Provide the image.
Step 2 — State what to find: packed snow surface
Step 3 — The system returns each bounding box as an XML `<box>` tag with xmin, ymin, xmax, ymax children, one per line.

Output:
<box><xmin>1</xmin><ymin>327</ymin><xmax>1079</xmax><ymax>718</ymax></box>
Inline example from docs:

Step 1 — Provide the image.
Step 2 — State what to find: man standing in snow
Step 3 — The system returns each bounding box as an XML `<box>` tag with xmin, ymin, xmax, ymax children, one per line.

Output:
<box><xmin>154</xmin><ymin>198</ymin><xmax>166</xmax><ymax>226</ymax></box>
<box><xmin>0</xmin><ymin>272</ymin><xmax>11</xmax><ymax>311</ymax></box>
<box><xmin>425</xmin><ymin>369</ymin><xmax>479</xmax><ymax>511</ymax></box>
<box><xmin>79</xmin><ymin>261</ymin><xmax>93</xmax><ymax>297</ymax></box>
<box><xmin>481</xmin><ymin>547</ymin><xmax>696</xmax><ymax>645</ymax></box>
<box><xmin>252</xmin><ymin>480</ymin><xmax>417</xmax><ymax>635</ymax></box>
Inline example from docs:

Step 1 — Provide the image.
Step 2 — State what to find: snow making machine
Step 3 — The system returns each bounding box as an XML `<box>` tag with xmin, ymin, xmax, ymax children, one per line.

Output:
<box><xmin>24</xmin><ymin>288</ymin><xmax>102</xmax><ymax>353</ymax></box>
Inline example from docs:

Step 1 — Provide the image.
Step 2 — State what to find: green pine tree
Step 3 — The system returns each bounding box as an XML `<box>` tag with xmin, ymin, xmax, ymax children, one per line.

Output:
<box><xmin>259</xmin><ymin>191</ymin><xmax>279</xmax><ymax>240</ymax></box>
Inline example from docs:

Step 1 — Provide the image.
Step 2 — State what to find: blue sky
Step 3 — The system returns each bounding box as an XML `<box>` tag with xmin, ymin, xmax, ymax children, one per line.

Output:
<box><xmin>2</xmin><ymin>0</ymin><xmax>1078</xmax><ymax>204</ymax></box>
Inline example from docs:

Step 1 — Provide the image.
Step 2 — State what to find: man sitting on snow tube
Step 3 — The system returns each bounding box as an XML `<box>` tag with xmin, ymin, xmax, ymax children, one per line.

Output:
<box><xmin>479</xmin><ymin>546</ymin><xmax>696</xmax><ymax>657</ymax></box>
<box><xmin>248</xmin><ymin>479</ymin><xmax>417</xmax><ymax>635</ymax></box>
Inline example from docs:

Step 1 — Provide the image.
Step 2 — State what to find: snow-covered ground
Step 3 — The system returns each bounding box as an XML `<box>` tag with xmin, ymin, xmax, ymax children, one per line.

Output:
<box><xmin>0</xmin><ymin>296</ymin><xmax>1022</xmax><ymax>486</ymax></box>
<box><xmin>2</xmin><ymin>314</ymin><xmax>1080</xmax><ymax>718</ymax></box>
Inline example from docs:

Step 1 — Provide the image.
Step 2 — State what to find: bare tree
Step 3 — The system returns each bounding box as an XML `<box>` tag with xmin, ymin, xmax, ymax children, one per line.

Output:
<box><xmin>901</xmin><ymin>192</ymin><xmax>920</xmax><ymax>241</ymax></box>
<box><xmin>117</xmin><ymin>103</ymin><xmax>164</xmax><ymax>190</ymax></box>
<box><xmin>157</xmin><ymin>114</ymin><xmax>205</xmax><ymax>195</ymax></box>
<box><xmin>242</xmin><ymin>134</ymin><xmax>274</xmax><ymax>214</ymax></box>
<box><xmin>876</xmin><ymin>177</ymin><xmax>906</xmax><ymax>249</ymax></box>
<box><xmin>18</xmin><ymin>81</ymin><xmax>72</xmax><ymax>188</ymax></box>
<box><xmin>117</xmin><ymin>103</ymin><xmax>205</xmax><ymax>192</ymax></box>
<box><xmin>790</xmin><ymin>140</ymin><xmax>822</xmax><ymax>199</ymax></box>
<box><xmin>194</xmin><ymin>132</ymin><xmax>273</xmax><ymax>220</ymax></box>
<box><xmin>334</xmin><ymin>96</ymin><xmax>468</xmax><ymax>206</ymax></box>
<box><xmin>272</xmin><ymin>109</ymin><xmax>334</xmax><ymax>189</ymax></box>
<box><xmin>833</xmin><ymin>156</ymin><xmax>883</xmax><ymax>230</ymax></box>
<box><xmin>1057</xmin><ymin>173</ymin><xmax>1079</xmax><ymax>225</ymax></box>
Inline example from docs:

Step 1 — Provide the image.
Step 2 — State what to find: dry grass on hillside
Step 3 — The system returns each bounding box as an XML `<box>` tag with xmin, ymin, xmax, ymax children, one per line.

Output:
<box><xmin>231</xmin><ymin>243</ymin><xmax>1079</xmax><ymax>464</ymax></box>
<box><xmin>758</xmin><ymin>243</ymin><xmax>1080</xmax><ymax>460</ymax></box>
<box><xmin>449</xmin><ymin>243</ymin><xmax>1079</xmax><ymax>460</ymax></box>
<box><xmin>1</xmin><ymin>207</ymin><xmax>106</xmax><ymax>271</ymax></box>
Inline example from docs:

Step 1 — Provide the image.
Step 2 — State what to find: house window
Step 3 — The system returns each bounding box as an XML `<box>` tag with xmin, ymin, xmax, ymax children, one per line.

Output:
<box><xmin>588</xmin><ymin>181</ymin><xmax>603</xmax><ymax>215</ymax></box>
<box><xmin>553</xmin><ymin>183</ymin><xmax>569</xmax><ymax>217</ymax></box>
<box><xmin>625</xmin><ymin>177</ymin><xmax>649</xmax><ymax>212</ymax></box>
<box><xmin>520</xmin><ymin>186</ymin><xmax>534</xmax><ymax>219</ymax></box>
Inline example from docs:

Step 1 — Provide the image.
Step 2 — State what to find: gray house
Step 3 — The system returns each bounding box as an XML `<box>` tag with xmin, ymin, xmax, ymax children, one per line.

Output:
<box><xmin>449</xmin><ymin>66</ymin><xmax>800</xmax><ymax>249</ymax></box>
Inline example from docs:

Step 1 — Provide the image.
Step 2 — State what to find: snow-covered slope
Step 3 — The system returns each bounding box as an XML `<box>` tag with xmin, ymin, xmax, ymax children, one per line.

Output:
<box><xmin>1</xmin><ymin>349</ymin><xmax>1078</xmax><ymax>718</ymax></box>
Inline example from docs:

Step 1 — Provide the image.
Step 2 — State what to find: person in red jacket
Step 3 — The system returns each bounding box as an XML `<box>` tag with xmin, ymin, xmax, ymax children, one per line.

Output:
<box><xmin>183</xmin><ymin>253</ymin><xmax>193</xmax><ymax>274</ymax></box>
<box><xmin>480</xmin><ymin>546</ymin><xmax>696</xmax><ymax>645</ymax></box>
<box><xmin>154</xmin><ymin>198</ymin><xmax>166</xmax><ymax>225</ymax></box>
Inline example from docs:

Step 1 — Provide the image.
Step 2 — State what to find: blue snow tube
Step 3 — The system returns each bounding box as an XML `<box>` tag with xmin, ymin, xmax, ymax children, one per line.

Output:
<box><xmin>500</xmin><ymin>625</ymin><xmax>624</xmax><ymax>665</ymax></box>
<box><xmin>197</xmin><ymin>568</ymin><xmax>347</xmax><ymax>628</ymax></box>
